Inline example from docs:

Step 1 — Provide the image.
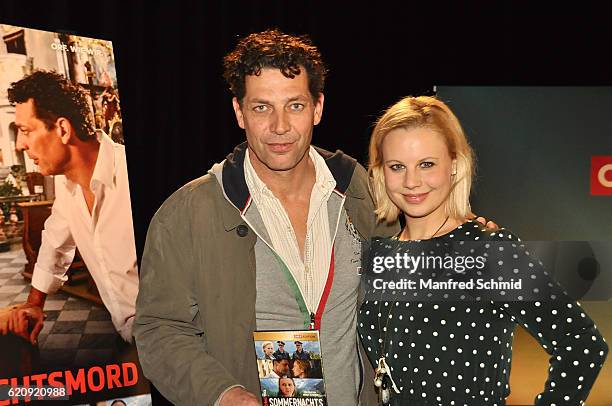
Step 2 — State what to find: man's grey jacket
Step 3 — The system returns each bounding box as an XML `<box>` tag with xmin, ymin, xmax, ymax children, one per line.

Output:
<box><xmin>134</xmin><ymin>142</ymin><xmax>398</xmax><ymax>405</ymax></box>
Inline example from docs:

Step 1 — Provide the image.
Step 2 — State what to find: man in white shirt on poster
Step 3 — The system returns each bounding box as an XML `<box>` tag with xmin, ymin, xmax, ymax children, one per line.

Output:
<box><xmin>0</xmin><ymin>70</ymin><xmax>138</xmax><ymax>344</ymax></box>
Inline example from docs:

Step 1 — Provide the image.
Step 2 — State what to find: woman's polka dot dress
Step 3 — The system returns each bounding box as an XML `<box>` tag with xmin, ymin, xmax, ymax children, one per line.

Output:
<box><xmin>358</xmin><ymin>220</ymin><xmax>608</xmax><ymax>405</ymax></box>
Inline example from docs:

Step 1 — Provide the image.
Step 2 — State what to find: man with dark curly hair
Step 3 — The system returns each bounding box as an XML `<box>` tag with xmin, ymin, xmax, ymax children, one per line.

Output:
<box><xmin>2</xmin><ymin>70</ymin><xmax>138</xmax><ymax>344</ymax></box>
<box><xmin>135</xmin><ymin>28</ymin><xmax>397</xmax><ymax>406</ymax></box>
<box><xmin>135</xmin><ymin>29</ymin><xmax>396</xmax><ymax>406</ymax></box>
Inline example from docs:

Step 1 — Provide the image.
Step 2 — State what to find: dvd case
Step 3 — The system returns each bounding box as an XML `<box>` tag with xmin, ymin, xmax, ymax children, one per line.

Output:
<box><xmin>0</xmin><ymin>24</ymin><xmax>150</xmax><ymax>405</ymax></box>
<box><xmin>253</xmin><ymin>331</ymin><xmax>326</xmax><ymax>406</ymax></box>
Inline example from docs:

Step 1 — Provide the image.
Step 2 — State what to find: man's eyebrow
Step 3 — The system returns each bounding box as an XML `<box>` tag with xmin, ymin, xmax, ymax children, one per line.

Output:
<box><xmin>247</xmin><ymin>95</ymin><xmax>310</xmax><ymax>104</ymax></box>
<box><xmin>248</xmin><ymin>98</ymin><xmax>270</xmax><ymax>104</ymax></box>
<box><xmin>285</xmin><ymin>95</ymin><xmax>309</xmax><ymax>102</ymax></box>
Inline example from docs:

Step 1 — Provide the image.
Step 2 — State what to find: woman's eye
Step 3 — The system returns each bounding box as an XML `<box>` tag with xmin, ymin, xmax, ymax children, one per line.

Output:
<box><xmin>389</xmin><ymin>164</ymin><xmax>404</xmax><ymax>171</ymax></box>
<box><xmin>420</xmin><ymin>161</ymin><xmax>435</xmax><ymax>169</ymax></box>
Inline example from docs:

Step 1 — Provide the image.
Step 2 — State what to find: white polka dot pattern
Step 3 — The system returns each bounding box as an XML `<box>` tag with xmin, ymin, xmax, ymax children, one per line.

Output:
<box><xmin>358</xmin><ymin>221</ymin><xmax>609</xmax><ymax>405</ymax></box>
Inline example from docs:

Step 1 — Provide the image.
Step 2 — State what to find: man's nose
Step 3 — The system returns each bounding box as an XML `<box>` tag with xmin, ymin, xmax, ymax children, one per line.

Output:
<box><xmin>270</xmin><ymin>110</ymin><xmax>290</xmax><ymax>135</ymax></box>
<box><xmin>15</xmin><ymin>132</ymin><xmax>26</xmax><ymax>151</ymax></box>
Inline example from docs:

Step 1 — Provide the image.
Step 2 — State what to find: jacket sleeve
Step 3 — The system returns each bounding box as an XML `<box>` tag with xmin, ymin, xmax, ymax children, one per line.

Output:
<box><xmin>134</xmin><ymin>211</ymin><xmax>241</xmax><ymax>405</ymax></box>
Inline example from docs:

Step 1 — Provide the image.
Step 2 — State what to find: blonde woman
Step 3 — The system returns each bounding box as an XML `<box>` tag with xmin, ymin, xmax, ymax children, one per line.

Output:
<box><xmin>262</xmin><ymin>341</ymin><xmax>275</xmax><ymax>360</ymax></box>
<box><xmin>358</xmin><ymin>96</ymin><xmax>608</xmax><ymax>405</ymax></box>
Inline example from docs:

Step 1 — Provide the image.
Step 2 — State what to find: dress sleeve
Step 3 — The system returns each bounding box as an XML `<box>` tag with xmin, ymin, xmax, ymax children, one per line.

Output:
<box><xmin>490</xmin><ymin>231</ymin><xmax>609</xmax><ymax>405</ymax></box>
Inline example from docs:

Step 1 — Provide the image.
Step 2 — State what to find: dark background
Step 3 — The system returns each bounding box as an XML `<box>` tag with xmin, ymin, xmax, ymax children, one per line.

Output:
<box><xmin>1</xmin><ymin>1</ymin><xmax>611</xmax><ymax>257</ymax></box>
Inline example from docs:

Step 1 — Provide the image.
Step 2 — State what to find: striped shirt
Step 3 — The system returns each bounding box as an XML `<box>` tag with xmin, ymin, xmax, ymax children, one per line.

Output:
<box><xmin>244</xmin><ymin>147</ymin><xmax>336</xmax><ymax>314</ymax></box>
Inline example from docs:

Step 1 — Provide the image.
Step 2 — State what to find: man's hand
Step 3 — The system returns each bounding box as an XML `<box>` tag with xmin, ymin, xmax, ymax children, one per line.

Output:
<box><xmin>0</xmin><ymin>305</ymin><xmax>16</xmax><ymax>335</ymax></box>
<box><xmin>470</xmin><ymin>214</ymin><xmax>499</xmax><ymax>230</ymax></box>
<box><xmin>219</xmin><ymin>387</ymin><xmax>259</xmax><ymax>406</ymax></box>
<box><xmin>6</xmin><ymin>302</ymin><xmax>45</xmax><ymax>345</ymax></box>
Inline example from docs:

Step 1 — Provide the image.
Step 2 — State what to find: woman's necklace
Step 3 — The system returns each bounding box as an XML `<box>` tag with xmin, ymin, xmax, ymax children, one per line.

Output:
<box><xmin>400</xmin><ymin>215</ymin><xmax>450</xmax><ymax>241</ymax></box>
<box><xmin>374</xmin><ymin>215</ymin><xmax>451</xmax><ymax>404</ymax></box>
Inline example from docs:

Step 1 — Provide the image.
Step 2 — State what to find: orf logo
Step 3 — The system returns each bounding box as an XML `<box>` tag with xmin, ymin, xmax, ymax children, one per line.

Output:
<box><xmin>591</xmin><ymin>156</ymin><xmax>612</xmax><ymax>195</ymax></box>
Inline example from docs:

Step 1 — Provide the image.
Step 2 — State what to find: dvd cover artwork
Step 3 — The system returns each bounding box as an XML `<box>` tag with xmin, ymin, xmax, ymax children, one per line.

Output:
<box><xmin>0</xmin><ymin>24</ymin><xmax>150</xmax><ymax>405</ymax></box>
<box><xmin>253</xmin><ymin>331</ymin><xmax>327</xmax><ymax>406</ymax></box>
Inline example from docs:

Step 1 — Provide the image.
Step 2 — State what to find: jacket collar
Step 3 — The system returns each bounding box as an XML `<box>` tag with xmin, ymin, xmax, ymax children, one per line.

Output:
<box><xmin>221</xmin><ymin>141</ymin><xmax>363</xmax><ymax>211</ymax></box>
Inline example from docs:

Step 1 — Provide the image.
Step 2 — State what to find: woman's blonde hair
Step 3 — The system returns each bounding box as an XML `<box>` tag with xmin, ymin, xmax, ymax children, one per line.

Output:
<box><xmin>368</xmin><ymin>96</ymin><xmax>475</xmax><ymax>223</ymax></box>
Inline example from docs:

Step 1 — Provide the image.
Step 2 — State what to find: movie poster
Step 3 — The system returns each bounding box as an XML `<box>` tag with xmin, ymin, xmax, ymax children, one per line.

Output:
<box><xmin>0</xmin><ymin>24</ymin><xmax>150</xmax><ymax>405</ymax></box>
<box><xmin>253</xmin><ymin>331</ymin><xmax>326</xmax><ymax>406</ymax></box>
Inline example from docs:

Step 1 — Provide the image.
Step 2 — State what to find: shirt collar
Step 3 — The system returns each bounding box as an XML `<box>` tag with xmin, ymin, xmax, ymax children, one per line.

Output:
<box><xmin>244</xmin><ymin>146</ymin><xmax>336</xmax><ymax>200</ymax></box>
<box><xmin>309</xmin><ymin>146</ymin><xmax>337</xmax><ymax>197</ymax></box>
<box><xmin>63</xmin><ymin>131</ymin><xmax>116</xmax><ymax>192</ymax></box>
<box><xmin>219</xmin><ymin>142</ymin><xmax>358</xmax><ymax>210</ymax></box>
<box><xmin>243</xmin><ymin>149</ymin><xmax>269</xmax><ymax>198</ymax></box>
